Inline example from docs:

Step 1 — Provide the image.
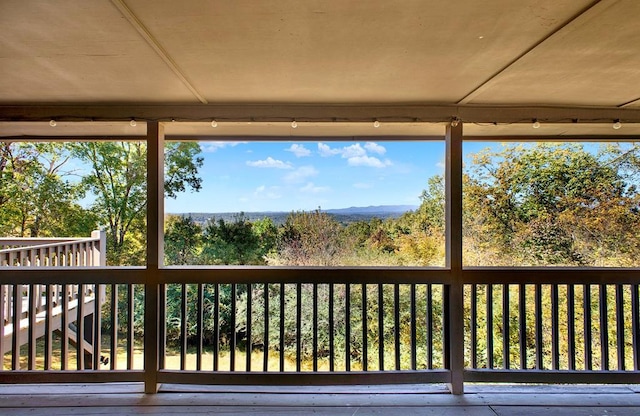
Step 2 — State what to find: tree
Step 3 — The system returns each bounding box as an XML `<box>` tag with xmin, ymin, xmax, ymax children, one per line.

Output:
<box><xmin>0</xmin><ymin>142</ymin><xmax>96</xmax><ymax>237</ymax></box>
<box><xmin>0</xmin><ymin>142</ymin><xmax>37</xmax><ymax>234</ymax></box>
<box><xmin>164</xmin><ymin>215</ymin><xmax>202</xmax><ymax>265</ymax></box>
<box><xmin>73</xmin><ymin>141</ymin><xmax>203</xmax><ymax>265</ymax></box>
<box><xmin>393</xmin><ymin>175</ymin><xmax>445</xmax><ymax>266</ymax></box>
<box><xmin>464</xmin><ymin>143</ymin><xmax>640</xmax><ymax>266</ymax></box>
<box><xmin>273</xmin><ymin>209</ymin><xmax>344</xmax><ymax>266</ymax></box>
<box><xmin>202</xmin><ymin>214</ymin><xmax>276</xmax><ymax>265</ymax></box>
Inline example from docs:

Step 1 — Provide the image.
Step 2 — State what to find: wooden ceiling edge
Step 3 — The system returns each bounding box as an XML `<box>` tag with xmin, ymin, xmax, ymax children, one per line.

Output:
<box><xmin>456</xmin><ymin>0</ymin><xmax>606</xmax><ymax>105</ymax></box>
<box><xmin>0</xmin><ymin>135</ymin><xmax>447</xmax><ymax>142</ymax></box>
<box><xmin>2</xmin><ymin>104</ymin><xmax>640</xmax><ymax>123</ymax></box>
<box><xmin>463</xmin><ymin>135</ymin><xmax>640</xmax><ymax>142</ymax></box>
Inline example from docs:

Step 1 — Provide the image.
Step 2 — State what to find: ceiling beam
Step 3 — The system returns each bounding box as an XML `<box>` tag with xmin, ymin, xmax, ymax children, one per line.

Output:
<box><xmin>463</xmin><ymin>135</ymin><xmax>640</xmax><ymax>142</ymax></box>
<box><xmin>456</xmin><ymin>0</ymin><xmax>605</xmax><ymax>105</ymax></box>
<box><xmin>2</xmin><ymin>104</ymin><xmax>640</xmax><ymax>124</ymax></box>
<box><xmin>619</xmin><ymin>97</ymin><xmax>640</xmax><ymax>108</ymax></box>
<box><xmin>109</xmin><ymin>0</ymin><xmax>208</xmax><ymax>104</ymax></box>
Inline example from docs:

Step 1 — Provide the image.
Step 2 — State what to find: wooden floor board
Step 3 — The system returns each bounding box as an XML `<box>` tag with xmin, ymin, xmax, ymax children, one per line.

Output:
<box><xmin>0</xmin><ymin>406</ymin><xmax>497</xmax><ymax>416</ymax></box>
<box><xmin>1</xmin><ymin>383</ymin><xmax>640</xmax><ymax>415</ymax></box>
<box><xmin>492</xmin><ymin>407</ymin><xmax>640</xmax><ymax>416</ymax></box>
<box><xmin>465</xmin><ymin>384</ymin><xmax>636</xmax><ymax>394</ymax></box>
<box><xmin>0</xmin><ymin>382</ymin><xmax>144</xmax><ymax>395</ymax></box>
<box><xmin>2</xmin><ymin>391</ymin><xmax>640</xmax><ymax>408</ymax></box>
<box><xmin>160</xmin><ymin>383</ymin><xmax>451</xmax><ymax>394</ymax></box>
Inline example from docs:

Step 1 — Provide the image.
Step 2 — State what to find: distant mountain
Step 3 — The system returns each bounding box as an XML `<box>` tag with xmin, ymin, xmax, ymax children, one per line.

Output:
<box><xmin>173</xmin><ymin>205</ymin><xmax>418</xmax><ymax>226</ymax></box>
<box><xmin>323</xmin><ymin>205</ymin><xmax>418</xmax><ymax>215</ymax></box>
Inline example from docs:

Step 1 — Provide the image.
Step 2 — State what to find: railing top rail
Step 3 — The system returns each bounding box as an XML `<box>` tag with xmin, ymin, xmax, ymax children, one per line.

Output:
<box><xmin>0</xmin><ymin>236</ymin><xmax>99</xmax><ymax>254</ymax></box>
<box><xmin>0</xmin><ymin>237</ymin><xmax>89</xmax><ymax>247</ymax></box>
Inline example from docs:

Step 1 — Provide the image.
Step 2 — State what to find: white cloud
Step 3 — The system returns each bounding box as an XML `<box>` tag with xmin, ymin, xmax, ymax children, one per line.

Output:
<box><xmin>364</xmin><ymin>142</ymin><xmax>386</xmax><ymax>155</ymax></box>
<box><xmin>318</xmin><ymin>142</ymin><xmax>341</xmax><ymax>157</ymax></box>
<box><xmin>283</xmin><ymin>165</ymin><xmax>318</xmax><ymax>183</ymax></box>
<box><xmin>253</xmin><ymin>185</ymin><xmax>281</xmax><ymax>199</ymax></box>
<box><xmin>353</xmin><ymin>182</ymin><xmax>373</xmax><ymax>189</ymax></box>
<box><xmin>201</xmin><ymin>142</ymin><xmax>245</xmax><ymax>152</ymax></box>
<box><xmin>347</xmin><ymin>156</ymin><xmax>393</xmax><ymax>168</ymax></box>
<box><xmin>286</xmin><ymin>144</ymin><xmax>311</xmax><ymax>157</ymax></box>
<box><xmin>246</xmin><ymin>157</ymin><xmax>293</xmax><ymax>169</ymax></box>
<box><xmin>300</xmin><ymin>182</ymin><xmax>330</xmax><ymax>193</ymax></box>
<box><xmin>318</xmin><ymin>142</ymin><xmax>394</xmax><ymax>168</ymax></box>
<box><xmin>319</xmin><ymin>142</ymin><xmax>366</xmax><ymax>158</ymax></box>
<box><xmin>341</xmin><ymin>143</ymin><xmax>367</xmax><ymax>158</ymax></box>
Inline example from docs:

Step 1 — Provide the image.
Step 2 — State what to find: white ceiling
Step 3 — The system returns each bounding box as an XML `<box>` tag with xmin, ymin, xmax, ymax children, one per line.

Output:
<box><xmin>1</xmin><ymin>0</ymin><xmax>640</xmax><ymax>137</ymax></box>
<box><xmin>2</xmin><ymin>0</ymin><xmax>639</xmax><ymax>106</ymax></box>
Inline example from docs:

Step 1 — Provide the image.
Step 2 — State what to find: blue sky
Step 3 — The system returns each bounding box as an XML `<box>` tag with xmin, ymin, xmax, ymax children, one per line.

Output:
<box><xmin>57</xmin><ymin>140</ymin><xmax>631</xmax><ymax>214</ymax></box>
<box><xmin>166</xmin><ymin>141</ymin><xmax>449</xmax><ymax>213</ymax></box>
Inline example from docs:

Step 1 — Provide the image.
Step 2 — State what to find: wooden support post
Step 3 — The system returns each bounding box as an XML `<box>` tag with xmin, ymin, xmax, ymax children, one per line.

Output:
<box><xmin>92</xmin><ymin>230</ymin><xmax>107</xmax><ymax>266</ymax></box>
<box><xmin>445</xmin><ymin>123</ymin><xmax>464</xmax><ymax>394</ymax></box>
<box><xmin>0</xmin><ymin>285</ymin><xmax>6</xmax><ymax>360</ymax></box>
<box><xmin>145</xmin><ymin>122</ymin><xmax>164</xmax><ymax>394</ymax></box>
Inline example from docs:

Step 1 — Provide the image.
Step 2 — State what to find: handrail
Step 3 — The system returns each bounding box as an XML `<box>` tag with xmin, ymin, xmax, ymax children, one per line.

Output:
<box><xmin>0</xmin><ymin>237</ymin><xmax>90</xmax><ymax>248</ymax></box>
<box><xmin>0</xmin><ymin>230</ymin><xmax>106</xmax><ymax>267</ymax></box>
<box><xmin>0</xmin><ymin>239</ymin><xmax>96</xmax><ymax>253</ymax></box>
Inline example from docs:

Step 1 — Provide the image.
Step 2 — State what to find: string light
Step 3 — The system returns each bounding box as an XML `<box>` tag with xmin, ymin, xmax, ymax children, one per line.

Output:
<box><xmin>24</xmin><ymin>116</ymin><xmax>640</xmax><ymax>128</ymax></box>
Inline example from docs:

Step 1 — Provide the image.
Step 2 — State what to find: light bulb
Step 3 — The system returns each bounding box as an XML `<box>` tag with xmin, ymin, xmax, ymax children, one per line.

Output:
<box><xmin>373</xmin><ymin>120</ymin><xmax>381</xmax><ymax>128</ymax></box>
<box><xmin>49</xmin><ymin>119</ymin><xmax>57</xmax><ymax>127</ymax></box>
<box><xmin>211</xmin><ymin>119</ymin><xmax>218</xmax><ymax>128</ymax></box>
<box><xmin>613</xmin><ymin>120</ymin><xmax>622</xmax><ymax>130</ymax></box>
<box><xmin>450</xmin><ymin>118</ymin><xmax>460</xmax><ymax>127</ymax></box>
<box><xmin>291</xmin><ymin>120</ymin><xmax>298</xmax><ymax>129</ymax></box>
<box><xmin>129</xmin><ymin>119</ymin><xmax>137</xmax><ymax>127</ymax></box>
<box><xmin>532</xmin><ymin>119</ymin><xmax>541</xmax><ymax>129</ymax></box>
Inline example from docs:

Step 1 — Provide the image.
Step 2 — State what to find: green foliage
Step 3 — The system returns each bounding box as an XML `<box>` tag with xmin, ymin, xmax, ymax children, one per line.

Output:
<box><xmin>165</xmin><ymin>215</ymin><xmax>202</xmax><ymax>265</ymax></box>
<box><xmin>202</xmin><ymin>214</ymin><xmax>276</xmax><ymax>265</ymax></box>
<box><xmin>182</xmin><ymin>282</ymin><xmax>447</xmax><ymax>369</ymax></box>
<box><xmin>101</xmin><ymin>284</ymin><xmax>145</xmax><ymax>343</ymax></box>
<box><xmin>72</xmin><ymin>141</ymin><xmax>203</xmax><ymax>265</ymax></box>
<box><xmin>164</xmin><ymin>142</ymin><xmax>204</xmax><ymax>198</ymax></box>
<box><xmin>464</xmin><ymin>143</ymin><xmax>640</xmax><ymax>266</ymax></box>
<box><xmin>0</xmin><ymin>142</ymin><xmax>96</xmax><ymax>237</ymax></box>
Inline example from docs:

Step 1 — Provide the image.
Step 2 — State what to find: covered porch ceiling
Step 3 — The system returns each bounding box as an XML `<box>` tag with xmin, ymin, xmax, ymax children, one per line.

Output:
<box><xmin>1</xmin><ymin>0</ymin><xmax>640</xmax><ymax>137</ymax></box>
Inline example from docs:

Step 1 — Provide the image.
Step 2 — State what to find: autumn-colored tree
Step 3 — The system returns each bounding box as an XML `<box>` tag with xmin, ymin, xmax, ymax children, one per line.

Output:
<box><xmin>464</xmin><ymin>143</ymin><xmax>640</xmax><ymax>266</ymax></box>
<box><xmin>274</xmin><ymin>209</ymin><xmax>344</xmax><ymax>266</ymax></box>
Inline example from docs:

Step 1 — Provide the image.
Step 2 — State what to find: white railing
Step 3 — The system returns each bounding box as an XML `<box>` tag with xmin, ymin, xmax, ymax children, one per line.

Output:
<box><xmin>0</xmin><ymin>230</ymin><xmax>106</xmax><ymax>267</ymax></box>
<box><xmin>0</xmin><ymin>231</ymin><xmax>107</xmax><ymax>364</ymax></box>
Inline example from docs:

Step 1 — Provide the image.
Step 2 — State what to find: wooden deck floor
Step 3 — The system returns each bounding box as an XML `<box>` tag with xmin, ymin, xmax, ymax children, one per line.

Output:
<box><xmin>1</xmin><ymin>383</ymin><xmax>640</xmax><ymax>415</ymax></box>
